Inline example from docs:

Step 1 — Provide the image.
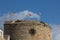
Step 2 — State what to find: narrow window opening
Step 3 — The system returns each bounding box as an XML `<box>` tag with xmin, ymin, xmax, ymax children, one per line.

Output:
<box><xmin>10</xmin><ymin>38</ymin><xmax>12</xmax><ymax>40</ymax></box>
<box><xmin>29</xmin><ymin>29</ymin><xmax>36</xmax><ymax>36</ymax></box>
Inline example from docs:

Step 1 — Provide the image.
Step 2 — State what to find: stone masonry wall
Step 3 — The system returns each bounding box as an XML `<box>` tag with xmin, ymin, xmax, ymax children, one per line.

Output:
<box><xmin>4</xmin><ymin>20</ymin><xmax>52</xmax><ymax>40</ymax></box>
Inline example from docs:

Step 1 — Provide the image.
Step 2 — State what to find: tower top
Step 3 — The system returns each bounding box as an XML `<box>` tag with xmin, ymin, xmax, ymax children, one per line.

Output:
<box><xmin>4</xmin><ymin>20</ymin><xmax>51</xmax><ymax>29</ymax></box>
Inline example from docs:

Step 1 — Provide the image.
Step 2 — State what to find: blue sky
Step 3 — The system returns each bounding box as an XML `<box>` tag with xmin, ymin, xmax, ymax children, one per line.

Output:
<box><xmin>0</xmin><ymin>0</ymin><xmax>60</xmax><ymax>40</ymax></box>
<box><xmin>0</xmin><ymin>0</ymin><xmax>60</xmax><ymax>24</ymax></box>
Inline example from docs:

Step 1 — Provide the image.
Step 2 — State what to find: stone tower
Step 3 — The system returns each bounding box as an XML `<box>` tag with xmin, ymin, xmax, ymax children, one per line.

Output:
<box><xmin>4</xmin><ymin>20</ymin><xmax>52</xmax><ymax>40</ymax></box>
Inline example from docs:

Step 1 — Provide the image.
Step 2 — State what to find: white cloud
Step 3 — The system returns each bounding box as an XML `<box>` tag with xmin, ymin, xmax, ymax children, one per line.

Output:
<box><xmin>3</xmin><ymin>10</ymin><xmax>40</xmax><ymax>21</ymax></box>
<box><xmin>50</xmin><ymin>24</ymin><xmax>60</xmax><ymax>40</ymax></box>
<box><xmin>13</xmin><ymin>10</ymin><xmax>40</xmax><ymax>20</ymax></box>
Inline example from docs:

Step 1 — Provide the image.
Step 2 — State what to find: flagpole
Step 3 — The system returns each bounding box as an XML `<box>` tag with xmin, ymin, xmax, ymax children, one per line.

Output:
<box><xmin>10</xmin><ymin>12</ymin><xmax>14</xmax><ymax>21</ymax></box>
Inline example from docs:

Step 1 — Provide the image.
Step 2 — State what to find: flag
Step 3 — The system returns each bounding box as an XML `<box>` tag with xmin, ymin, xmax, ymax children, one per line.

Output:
<box><xmin>28</xmin><ymin>13</ymin><xmax>32</xmax><ymax>16</ymax></box>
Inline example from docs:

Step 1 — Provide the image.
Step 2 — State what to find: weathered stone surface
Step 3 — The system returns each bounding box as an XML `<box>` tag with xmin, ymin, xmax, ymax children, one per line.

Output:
<box><xmin>4</xmin><ymin>20</ymin><xmax>52</xmax><ymax>40</ymax></box>
<box><xmin>0</xmin><ymin>36</ymin><xmax>4</xmax><ymax>40</ymax></box>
